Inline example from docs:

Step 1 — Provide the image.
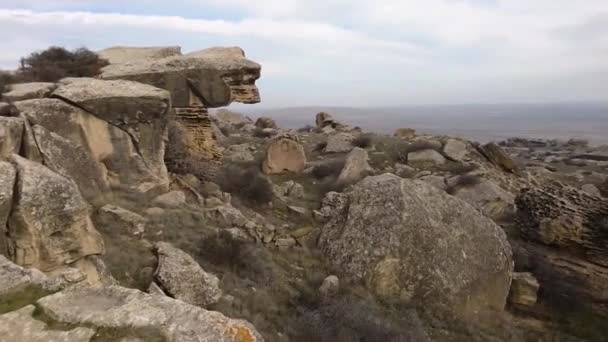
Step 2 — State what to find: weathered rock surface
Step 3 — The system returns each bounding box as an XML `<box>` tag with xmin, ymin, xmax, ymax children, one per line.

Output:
<box><xmin>101</xmin><ymin>47</ymin><xmax>261</xmax><ymax>108</ymax></box>
<box><xmin>215</xmin><ymin>109</ymin><xmax>252</xmax><ymax>127</ymax></box>
<box><xmin>262</xmin><ymin>135</ymin><xmax>306</xmax><ymax>174</ymax></box>
<box><xmin>97</xmin><ymin>205</ymin><xmax>146</xmax><ymax>237</ymax></box>
<box><xmin>0</xmin><ymin>305</ymin><xmax>96</xmax><ymax>342</ymax></box>
<box><xmin>319</xmin><ymin>174</ymin><xmax>513</xmax><ymax>317</ymax></box>
<box><xmin>0</xmin><ymin>116</ymin><xmax>24</xmax><ymax>158</ymax></box>
<box><xmin>336</xmin><ymin>147</ymin><xmax>372</xmax><ymax>186</ymax></box>
<box><xmin>319</xmin><ymin>275</ymin><xmax>339</xmax><ymax>298</ymax></box>
<box><xmin>31</xmin><ymin>125</ymin><xmax>110</xmax><ymax>202</ymax></box>
<box><xmin>153</xmin><ymin>242</ymin><xmax>222</xmax><ymax>307</ymax></box>
<box><xmin>0</xmin><ymin>162</ymin><xmax>15</xmax><ymax>256</ymax></box>
<box><xmin>15</xmin><ymin>98</ymin><xmax>167</xmax><ymax>193</ymax></box>
<box><xmin>581</xmin><ymin>183</ymin><xmax>601</xmax><ymax>197</ymax></box>
<box><xmin>98</xmin><ymin>45</ymin><xmax>182</xmax><ymax>64</ymax></box>
<box><xmin>452</xmin><ymin>180</ymin><xmax>515</xmax><ymax>221</ymax></box>
<box><xmin>35</xmin><ymin>285</ymin><xmax>264</xmax><ymax>342</ymax></box>
<box><xmin>508</xmin><ymin>272</ymin><xmax>539</xmax><ymax>307</ymax></box>
<box><xmin>1</xmin><ymin>82</ymin><xmax>56</xmax><ymax>102</ymax></box>
<box><xmin>324</xmin><ymin>133</ymin><xmax>355</xmax><ymax>153</ymax></box>
<box><xmin>7</xmin><ymin>155</ymin><xmax>104</xmax><ymax>272</ymax></box>
<box><xmin>443</xmin><ymin>138</ymin><xmax>468</xmax><ymax>161</ymax></box>
<box><xmin>225</xmin><ymin>143</ymin><xmax>255</xmax><ymax>163</ymax></box>
<box><xmin>53</xmin><ymin>77</ymin><xmax>171</xmax><ymax>180</ymax></box>
<box><xmin>408</xmin><ymin>149</ymin><xmax>446</xmax><ymax>165</ymax></box>
<box><xmin>153</xmin><ymin>190</ymin><xmax>187</xmax><ymax>207</ymax></box>
<box><xmin>477</xmin><ymin>142</ymin><xmax>519</xmax><ymax>173</ymax></box>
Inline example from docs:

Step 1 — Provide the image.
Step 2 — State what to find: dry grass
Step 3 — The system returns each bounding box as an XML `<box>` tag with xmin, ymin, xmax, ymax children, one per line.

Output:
<box><xmin>351</xmin><ymin>134</ymin><xmax>374</xmax><ymax>148</ymax></box>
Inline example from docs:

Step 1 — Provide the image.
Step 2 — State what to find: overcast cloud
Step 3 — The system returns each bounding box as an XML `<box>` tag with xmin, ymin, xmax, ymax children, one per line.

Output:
<box><xmin>1</xmin><ymin>1</ymin><xmax>607</xmax><ymax>106</ymax></box>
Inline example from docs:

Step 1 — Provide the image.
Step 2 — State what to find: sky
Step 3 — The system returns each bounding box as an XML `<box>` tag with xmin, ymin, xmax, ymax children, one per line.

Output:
<box><xmin>0</xmin><ymin>0</ymin><xmax>607</xmax><ymax>107</ymax></box>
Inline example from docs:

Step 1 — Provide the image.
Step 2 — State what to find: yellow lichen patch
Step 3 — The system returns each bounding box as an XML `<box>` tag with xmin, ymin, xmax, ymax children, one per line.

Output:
<box><xmin>227</xmin><ymin>325</ymin><xmax>256</xmax><ymax>342</ymax></box>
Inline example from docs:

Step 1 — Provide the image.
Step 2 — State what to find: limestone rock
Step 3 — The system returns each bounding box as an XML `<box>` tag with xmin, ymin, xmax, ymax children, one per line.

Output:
<box><xmin>508</xmin><ymin>272</ymin><xmax>539</xmax><ymax>307</ymax></box>
<box><xmin>36</xmin><ymin>285</ymin><xmax>263</xmax><ymax>342</ymax></box>
<box><xmin>53</xmin><ymin>77</ymin><xmax>171</xmax><ymax>180</ymax></box>
<box><xmin>225</xmin><ymin>143</ymin><xmax>255</xmax><ymax>163</ymax></box>
<box><xmin>0</xmin><ymin>305</ymin><xmax>95</xmax><ymax>342</ymax></box>
<box><xmin>262</xmin><ymin>135</ymin><xmax>306</xmax><ymax>174</ymax></box>
<box><xmin>101</xmin><ymin>47</ymin><xmax>261</xmax><ymax>108</ymax></box>
<box><xmin>32</xmin><ymin>125</ymin><xmax>110</xmax><ymax>202</ymax></box>
<box><xmin>319</xmin><ymin>275</ymin><xmax>339</xmax><ymax>298</ymax></box>
<box><xmin>7</xmin><ymin>155</ymin><xmax>104</xmax><ymax>272</ymax></box>
<box><xmin>324</xmin><ymin>133</ymin><xmax>355</xmax><ymax>153</ymax></box>
<box><xmin>443</xmin><ymin>139</ymin><xmax>468</xmax><ymax>161</ymax></box>
<box><xmin>476</xmin><ymin>142</ymin><xmax>519</xmax><ymax>173</ymax></box>
<box><xmin>0</xmin><ymin>162</ymin><xmax>16</xmax><ymax>256</ymax></box>
<box><xmin>97</xmin><ymin>205</ymin><xmax>146</xmax><ymax>237</ymax></box>
<box><xmin>98</xmin><ymin>45</ymin><xmax>182</xmax><ymax>64</ymax></box>
<box><xmin>153</xmin><ymin>242</ymin><xmax>222</xmax><ymax>307</ymax></box>
<box><xmin>452</xmin><ymin>180</ymin><xmax>515</xmax><ymax>221</ymax></box>
<box><xmin>274</xmin><ymin>180</ymin><xmax>305</xmax><ymax>199</ymax></box>
<box><xmin>394</xmin><ymin>128</ymin><xmax>416</xmax><ymax>139</ymax></box>
<box><xmin>408</xmin><ymin>149</ymin><xmax>446</xmax><ymax>165</ymax></box>
<box><xmin>336</xmin><ymin>147</ymin><xmax>372</xmax><ymax>186</ymax></box>
<box><xmin>581</xmin><ymin>183</ymin><xmax>601</xmax><ymax>197</ymax></box>
<box><xmin>15</xmin><ymin>99</ymin><xmax>167</xmax><ymax>193</ymax></box>
<box><xmin>153</xmin><ymin>191</ymin><xmax>186</xmax><ymax>207</ymax></box>
<box><xmin>419</xmin><ymin>175</ymin><xmax>447</xmax><ymax>191</ymax></box>
<box><xmin>0</xmin><ymin>116</ymin><xmax>24</xmax><ymax>159</ymax></box>
<box><xmin>1</xmin><ymin>82</ymin><xmax>56</xmax><ymax>102</ymax></box>
<box><xmin>255</xmin><ymin>116</ymin><xmax>277</xmax><ymax>129</ymax></box>
<box><xmin>319</xmin><ymin>174</ymin><xmax>513</xmax><ymax>316</ymax></box>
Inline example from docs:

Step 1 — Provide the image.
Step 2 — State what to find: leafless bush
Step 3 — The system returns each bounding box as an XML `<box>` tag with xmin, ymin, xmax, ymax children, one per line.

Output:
<box><xmin>216</xmin><ymin>164</ymin><xmax>273</xmax><ymax>205</ymax></box>
<box><xmin>351</xmin><ymin>134</ymin><xmax>374</xmax><ymax>148</ymax></box>
<box><xmin>18</xmin><ymin>46</ymin><xmax>109</xmax><ymax>82</ymax></box>
<box><xmin>312</xmin><ymin>159</ymin><xmax>345</xmax><ymax>180</ymax></box>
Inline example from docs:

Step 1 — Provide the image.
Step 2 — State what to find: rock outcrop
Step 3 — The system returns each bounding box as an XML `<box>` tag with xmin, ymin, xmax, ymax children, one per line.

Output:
<box><xmin>408</xmin><ymin>149</ymin><xmax>446</xmax><ymax>166</ymax></box>
<box><xmin>319</xmin><ymin>174</ymin><xmax>513</xmax><ymax>317</ymax></box>
<box><xmin>97</xmin><ymin>45</ymin><xmax>182</xmax><ymax>64</ymax></box>
<box><xmin>1</xmin><ymin>82</ymin><xmax>56</xmax><ymax>102</ymax></box>
<box><xmin>336</xmin><ymin>147</ymin><xmax>372</xmax><ymax>186</ymax></box>
<box><xmin>476</xmin><ymin>142</ymin><xmax>519</xmax><ymax>173</ymax></box>
<box><xmin>443</xmin><ymin>138</ymin><xmax>468</xmax><ymax>161</ymax></box>
<box><xmin>153</xmin><ymin>242</ymin><xmax>222</xmax><ymax>307</ymax></box>
<box><xmin>508</xmin><ymin>272</ymin><xmax>539</xmax><ymax>307</ymax></box>
<box><xmin>0</xmin><ymin>116</ymin><xmax>24</xmax><ymax>158</ymax></box>
<box><xmin>324</xmin><ymin>133</ymin><xmax>355</xmax><ymax>153</ymax></box>
<box><xmin>262</xmin><ymin>134</ymin><xmax>306</xmax><ymax>174</ymax></box>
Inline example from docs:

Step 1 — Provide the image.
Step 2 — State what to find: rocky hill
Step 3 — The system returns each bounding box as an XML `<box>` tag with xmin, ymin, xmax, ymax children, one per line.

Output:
<box><xmin>1</xmin><ymin>46</ymin><xmax>607</xmax><ymax>341</ymax></box>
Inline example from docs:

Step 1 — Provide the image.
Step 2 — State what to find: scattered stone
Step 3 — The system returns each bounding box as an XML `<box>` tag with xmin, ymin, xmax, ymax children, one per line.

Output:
<box><xmin>581</xmin><ymin>184</ymin><xmax>601</xmax><ymax>197</ymax></box>
<box><xmin>319</xmin><ymin>174</ymin><xmax>513</xmax><ymax>316</ymax></box>
<box><xmin>275</xmin><ymin>237</ymin><xmax>297</xmax><ymax>250</ymax></box>
<box><xmin>476</xmin><ymin>142</ymin><xmax>518</xmax><ymax>173</ymax></box>
<box><xmin>205</xmin><ymin>205</ymin><xmax>249</xmax><ymax>227</ymax></box>
<box><xmin>153</xmin><ymin>191</ymin><xmax>187</xmax><ymax>207</ymax></box>
<box><xmin>408</xmin><ymin>149</ymin><xmax>446</xmax><ymax>165</ymax></box>
<box><xmin>508</xmin><ymin>272</ymin><xmax>540</xmax><ymax>307</ymax></box>
<box><xmin>324</xmin><ymin>133</ymin><xmax>355</xmax><ymax>153</ymax></box>
<box><xmin>287</xmin><ymin>205</ymin><xmax>308</xmax><ymax>217</ymax></box>
<box><xmin>393</xmin><ymin>128</ymin><xmax>416</xmax><ymax>140</ymax></box>
<box><xmin>336</xmin><ymin>147</ymin><xmax>372</xmax><ymax>186</ymax></box>
<box><xmin>97</xmin><ymin>205</ymin><xmax>147</xmax><ymax>237</ymax></box>
<box><xmin>1</xmin><ymin>82</ymin><xmax>56</xmax><ymax>102</ymax></box>
<box><xmin>319</xmin><ymin>275</ymin><xmax>340</xmax><ymax>298</ymax></box>
<box><xmin>443</xmin><ymin>139</ymin><xmax>468</xmax><ymax>161</ymax></box>
<box><xmin>35</xmin><ymin>285</ymin><xmax>263</xmax><ymax>342</ymax></box>
<box><xmin>262</xmin><ymin>134</ymin><xmax>306</xmax><ymax>174</ymax></box>
<box><xmin>255</xmin><ymin>116</ymin><xmax>277</xmax><ymax>129</ymax></box>
<box><xmin>394</xmin><ymin>163</ymin><xmax>417</xmax><ymax>177</ymax></box>
<box><xmin>154</xmin><ymin>242</ymin><xmax>222</xmax><ymax>307</ymax></box>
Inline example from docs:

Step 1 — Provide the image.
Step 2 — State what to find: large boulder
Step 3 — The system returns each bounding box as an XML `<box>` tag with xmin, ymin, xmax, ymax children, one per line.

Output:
<box><xmin>15</xmin><ymin>98</ymin><xmax>167</xmax><ymax>193</ymax></box>
<box><xmin>101</xmin><ymin>46</ymin><xmax>261</xmax><ymax>108</ymax></box>
<box><xmin>319</xmin><ymin>174</ymin><xmax>513</xmax><ymax>317</ymax></box>
<box><xmin>52</xmin><ymin>77</ymin><xmax>171</xmax><ymax>180</ymax></box>
<box><xmin>35</xmin><ymin>285</ymin><xmax>263</xmax><ymax>342</ymax></box>
<box><xmin>0</xmin><ymin>116</ymin><xmax>24</xmax><ymax>158</ymax></box>
<box><xmin>336</xmin><ymin>147</ymin><xmax>372</xmax><ymax>186</ymax></box>
<box><xmin>324</xmin><ymin>133</ymin><xmax>355</xmax><ymax>153</ymax></box>
<box><xmin>262</xmin><ymin>135</ymin><xmax>306</xmax><ymax>174</ymax></box>
<box><xmin>407</xmin><ymin>149</ymin><xmax>446</xmax><ymax>166</ymax></box>
<box><xmin>97</xmin><ymin>45</ymin><xmax>182</xmax><ymax>64</ymax></box>
<box><xmin>451</xmin><ymin>179</ymin><xmax>515</xmax><ymax>221</ymax></box>
<box><xmin>0</xmin><ymin>162</ymin><xmax>16</xmax><ymax>256</ymax></box>
<box><xmin>153</xmin><ymin>242</ymin><xmax>222</xmax><ymax>307</ymax></box>
<box><xmin>1</xmin><ymin>82</ymin><xmax>56</xmax><ymax>102</ymax></box>
<box><xmin>443</xmin><ymin>139</ymin><xmax>468</xmax><ymax>161</ymax></box>
<box><xmin>255</xmin><ymin>116</ymin><xmax>277</xmax><ymax>129</ymax></box>
<box><xmin>96</xmin><ymin>205</ymin><xmax>146</xmax><ymax>237</ymax></box>
<box><xmin>476</xmin><ymin>143</ymin><xmax>519</xmax><ymax>173</ymax></box>
<box><xmin>7</xmin><ymin>155</ymin><xmax>104</xmax><ymax>272</ymax></box>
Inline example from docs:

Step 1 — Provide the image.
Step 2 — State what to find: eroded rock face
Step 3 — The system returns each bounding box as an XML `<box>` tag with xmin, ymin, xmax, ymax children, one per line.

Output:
<box><xmin>98</xmin><ymin>45</ymin><xmax>182</xmax><ymax>64</ymax></box>
<box><xmin>36</xmin><ymin>285</ymin><xmax>264</xmax><ymax>342</ymax></box>
<box><xmin>0</xmin><ymin>116</ymin><xmax>24</xmax><ymax>158</ymax></box>
<box><xmin>101</xmin><ymin>47</ymin><xmax>261</xmax><ymax>108</ymax></box>
<box><xmin>443</xmin><ymin>139</ymin><xmax>468</xmax><ymax>161</ymax></box>
<box><xmin>7</xmin><ymin>155</ymin><xmax>104</xmax><ymax>272</ymax></box>
<box><xmin>319</xmin><ymin>174</ymin><xmax>513</xmax><ymax>317</ymax></box>
<box><xmin>508</xmin><ymin>272</ymin><xmax>539</xmax><ymax>307</ymax></box>
<box><xmin>153</xmin><ymin>242</ymin><xmax>222</xmax><ymax>307</ymax></box>
<box><xmin>53</xmin><ymin>77</ymin><xmax>171</xmax><ymax>181</ymax></box>
<box><xmin>97</xmin><ymin>205</ymin><xmax>146</xmax><ymax>237</ymax></box>
<box><xmin>262</xmin><ymin>135</ymin><xmax>306</xmax><ymax>174</ymax></box>
<box><xmin>452</xmin><ymin>180</ymin><xmax>516</xmax><ymax>221</ymax></box>
<box><xmin>1</xmin><ymin>82</ymin><xmax>56</xmax><ymax>102</ymax></box>
<box><xmin>0</xmin><ymin>162</ymin><xmax>16</xmax><ymax>256</ymax></box>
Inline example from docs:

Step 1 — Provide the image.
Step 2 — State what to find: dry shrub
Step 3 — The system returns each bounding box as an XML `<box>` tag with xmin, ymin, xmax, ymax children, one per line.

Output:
<box><xmin>18</xmin><ymin>46</ymin><xmax>108</xmax><ymax>82</ymax></box>
<box><xmin>216</xmin><ymin>164</ymin><xmax>273</xmax><ymax>205</ymax></box>
<box><xmin>252</xmin><ymin>127</ymin><xmax>275</xmax><ymax>138</ymax></box>
<box><xmin>311</xmin><ymin>159</ymin><xmax>345</xmax><ymax>180</ymax></box>
<box><xmin>0</xmin><ymin>71</ymin><xmax>17</xmax><ymax>94</ymax></box>
<box><xmin>351</xmin><ymin>134</ymin><xmax>374</xmax><ymax>148</ymax></box>
<box><xmin>297</xmin><ymin>125</ymin><xmax>315</xmax><ymax>133</ymax></box>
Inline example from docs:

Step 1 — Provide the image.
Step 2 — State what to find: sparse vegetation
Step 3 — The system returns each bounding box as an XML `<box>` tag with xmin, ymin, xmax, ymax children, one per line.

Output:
<box><xmin>311</xmin><ymin>159</ymin><xmax>345</xmax><ymax>180</ymax></box>
<box><xmin>351</xmin><ymin>134</ymin><xmax>374</xmax><ymax>148</ymax></box>
<box><xmin>217</xmin><ymin>164</ymin><xmax>273</xmax><ymax>205</ymax></box>
<box><xmin>0</xmin><ymin>71</ymin><xmax>16</xmax><ymax>94</ymax></box>
<box><xmin>18</xmin><ymin>46</ymin><xmax>109</xmax><ymax>82</ymax></box>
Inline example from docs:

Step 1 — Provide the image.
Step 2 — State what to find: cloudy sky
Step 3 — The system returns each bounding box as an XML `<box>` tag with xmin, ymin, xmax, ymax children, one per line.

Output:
<box><xmin>1</xmin><ymin>1</ymin><xmax>607</xmax><ymax>107</ymax></box>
